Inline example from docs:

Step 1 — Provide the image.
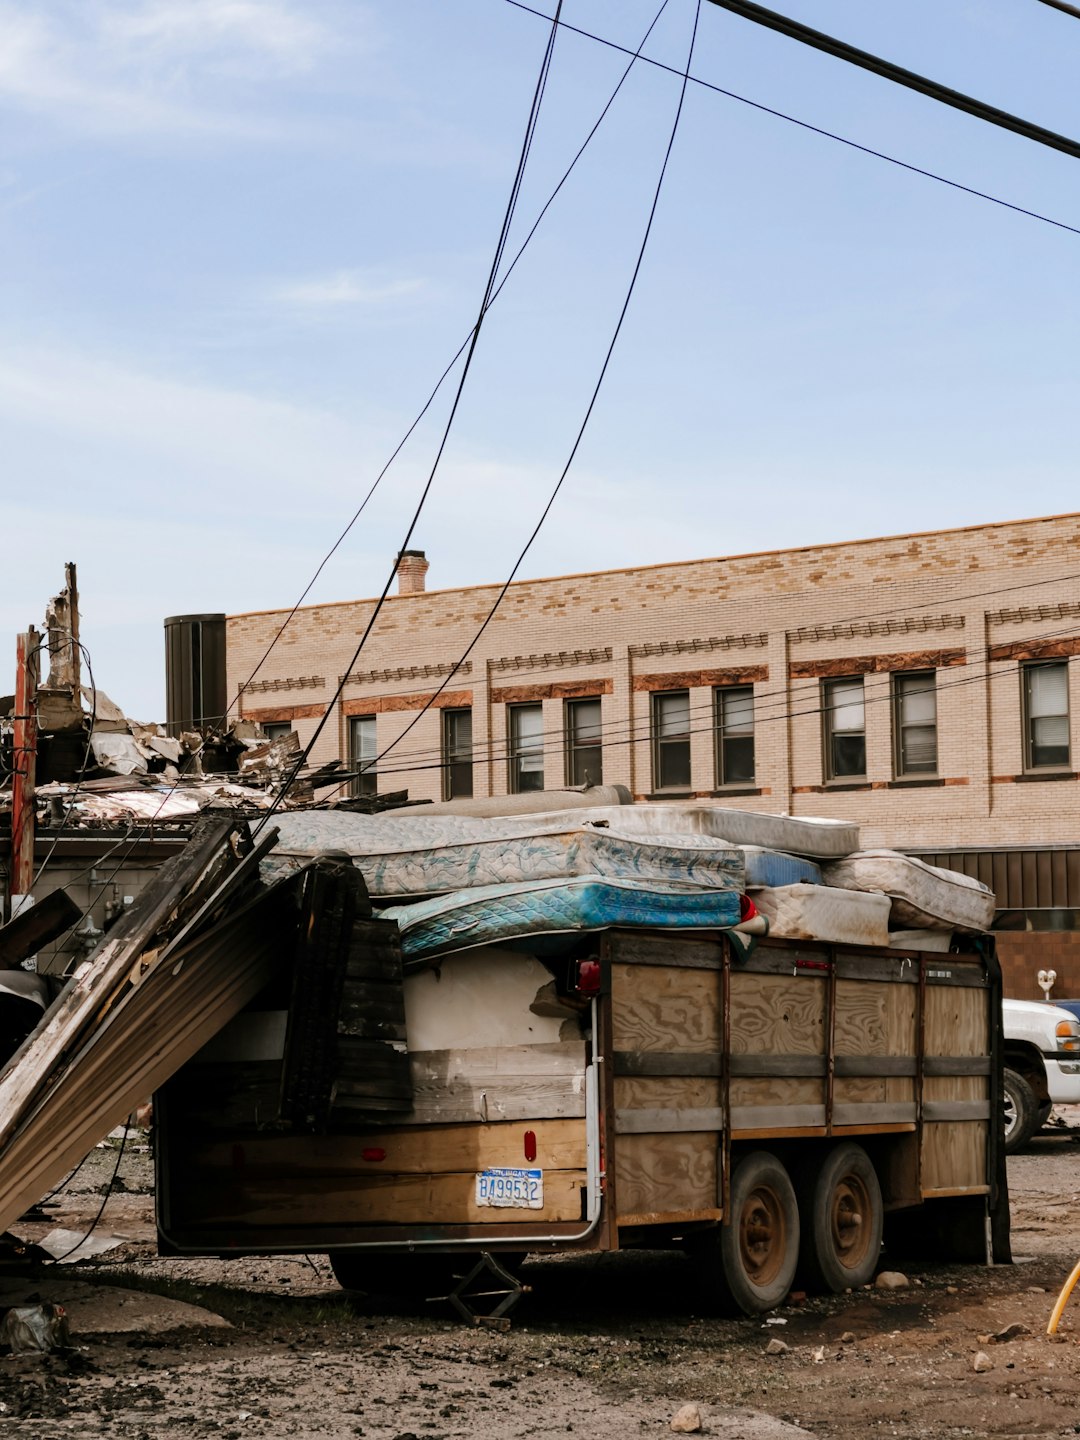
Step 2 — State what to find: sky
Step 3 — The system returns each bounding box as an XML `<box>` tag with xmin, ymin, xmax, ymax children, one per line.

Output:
<box><xmin>3</xmin><ymin>0</ymin><xmax>1080</xmax><ymax>720</ymax></box>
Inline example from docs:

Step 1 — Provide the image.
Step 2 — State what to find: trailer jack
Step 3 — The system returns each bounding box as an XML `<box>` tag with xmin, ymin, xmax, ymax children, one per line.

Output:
<box><xmin>431</xmin><ymin>1252</ymin><xmax>531</xmax><ymax>1330</ymax></box>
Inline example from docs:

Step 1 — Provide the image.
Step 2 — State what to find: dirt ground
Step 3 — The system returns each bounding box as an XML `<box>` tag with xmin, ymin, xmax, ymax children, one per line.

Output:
<box><xmin>5</xmin><ymin>1121</ymin><xmax>1080</xmax><ymax>1440</ymax></box>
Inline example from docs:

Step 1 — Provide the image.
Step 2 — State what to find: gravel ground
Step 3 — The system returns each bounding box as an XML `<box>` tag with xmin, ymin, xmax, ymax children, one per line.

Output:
<box><xmin>4</xmin><ymin>1122</ymin><xmax>1080</xmax><ymax>1439</ymax></box>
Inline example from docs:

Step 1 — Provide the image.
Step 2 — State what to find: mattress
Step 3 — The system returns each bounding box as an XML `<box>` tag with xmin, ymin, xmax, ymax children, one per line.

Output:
<box><xmin>532</xmin><ymin>806</ymin><xmax>859</xmax><ymax>859</ymax></box>
<box><xmin>378</xmin><ymin>877</ymin><xmax>745</xmax><ymax>963</ymax></box>
<box><xmin>887</xmin><ymin>929</ymin><xmax>953</xmax><ymax>953</ymax></box>
<box><xmin>264</xmin><ymin>813</ymin><xmax>744</xmax><ymax>897</ymax></box>
<box><xmin>742</xmin><ymin>847</ymin><xmax>822</xmax><ymax>888</ymax></box>
<box><xmin>750</xmin><ymin>884</ymin><xmax>891</xmax><ymax>948</ymax></box>
<box><xmin>822</xmin><ymin>851</ymin><xmax>995</xmax><ymax>934</ymax></box>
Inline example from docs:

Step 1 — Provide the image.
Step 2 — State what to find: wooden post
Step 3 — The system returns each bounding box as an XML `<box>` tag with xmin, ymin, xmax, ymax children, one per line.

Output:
<box><xmin>11</xmin><ymin>627</ymin><xmax>40</xmax><ymax>901</ymax></box>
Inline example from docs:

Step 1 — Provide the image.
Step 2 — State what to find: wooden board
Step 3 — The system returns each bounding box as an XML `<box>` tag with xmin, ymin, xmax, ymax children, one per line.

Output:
<box><xmin>924</xmin><ymin>985</ymin><xmax>987</xmax><ymax>1057</ymax></box>
<box><xmin>175</xmin><ymin>1168</ymin><xmax>588</xmax><ymax>1227</ymax></box>
<box><xmin>728</xmin><ymin>972</ymin><xmax>825</xmax><ymax>1056</ymax></box>
<box><xmin>610</xmin><ymin>965</ymin><xmax>720</xmax><ymax>1054</ymax></box>
<box><xmin>399</xmin><ymin>1043</ymin><xmax>587</xmax><ymax>1125</ymax></box>
<box><xmin>614</xmin><ymin>1076</ymin><xmax>720</xmax><ymax>1113</ymax></box>
<box><xmin>187</xmin><ymin>1116</ymin><xmax>586</xmax><ymax>1177</ymax></box>
<box><xmin>921</xmin><ymin>1121</ymin><xmax>988</xmax><ymax>1194</ymax></box>
<box><xmin>614</xmin><ymin>1132</ymin><xmax>718</xmax><ymax>1219</ymax></box>
<box><xmin>729</xmin><ymin>1075</ymin><xmax>823</xmax><ymax>1109</ymax></box>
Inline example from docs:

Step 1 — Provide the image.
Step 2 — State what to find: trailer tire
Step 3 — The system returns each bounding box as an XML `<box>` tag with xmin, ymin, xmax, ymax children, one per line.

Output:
<box><xmin>329</xmin><ymin>1252</ymin><xmax>454</xmax><ymax>1298</ymax></box>
<box><xmin>796</xmin><ymin>1142</ymin><xmax>882</xmax><ymax>1294</ymax></box>
<box><xmin>1003</xmin><ymin>1067</ymin><xmax>1038</xmax><ymax>1154</ymax></box>
<box><xmin>701</xmin><ymin>1150</ymin><xmax>799</xmax><ymax>1315</ymax></box>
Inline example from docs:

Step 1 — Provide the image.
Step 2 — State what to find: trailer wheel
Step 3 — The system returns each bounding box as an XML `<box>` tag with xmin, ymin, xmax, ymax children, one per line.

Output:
<box><xmin>329</xmin><ymin>1252</ymin><xmax>454</xmax><ymax>1298</ymax></box>
<box><xmin>1003</xmin><ymin>1067</ymin><xmax>1039</xmax><ymax>1153</ymax></box>
<box><xmin>797</xmin><ymin>1142</ymin><xmax>882</xmax><ymax>1294</ymax></box>
<box><xmin>703</xmin><ymin>1150</ymin><xmax>799</xmax><ymax>1315</ymax></box>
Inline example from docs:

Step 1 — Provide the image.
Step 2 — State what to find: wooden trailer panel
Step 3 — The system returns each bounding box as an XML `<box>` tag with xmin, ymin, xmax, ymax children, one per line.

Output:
<box><xmin>921</xmin><ymin>963</ymin><xmax>991</xmax><ymax>1194</ymax></box>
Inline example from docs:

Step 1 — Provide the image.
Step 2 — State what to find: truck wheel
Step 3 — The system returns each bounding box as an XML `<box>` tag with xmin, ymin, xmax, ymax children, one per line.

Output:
<box><xmin>796</xmin><ymin>1143</ymin><xmax>882</xmax><ymax>1293</ymax></box>
<box><xmin>329</xmin><ymin>1252</ymin><xmax>454</xmax><ymax>1298</ymax></box>
<box><xmin>704</xmin><ymin>1151</ymin><xmax>800</xmax><ymax>1315</ymax></box>
<box><xmin>1003</xmin><ymin>1067</ymin><xmax>1038</xmax><ymax>1154</ymax></box>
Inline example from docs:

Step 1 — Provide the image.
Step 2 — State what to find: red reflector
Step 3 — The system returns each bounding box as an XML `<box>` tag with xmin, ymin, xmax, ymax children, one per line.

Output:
<box><xmin>524</xmin><ymin>1130</ymin><xmax>537</xmax><ymax>1163</ymax></box>
<box><xmin>577</xmin><ymin>960</ymin><xmax>601</xmax><ymax>993</ymax></box>
<box><xmin>361</xmin><ymin>1147</ymin><xmax>386</xmax><ymax>1162</ymax></box>
<box><xmin>795</xmin><ymin>959</ymin><xmax>830</xmax><ymax>971</ymax></box>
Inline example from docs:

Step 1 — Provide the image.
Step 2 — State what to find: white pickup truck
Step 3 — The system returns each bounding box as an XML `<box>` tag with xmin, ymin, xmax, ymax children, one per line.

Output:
<box><xmin>1003</xmin><ymin>997</ymin><xmax>1080</xmax><ymax>1151</ymax></box>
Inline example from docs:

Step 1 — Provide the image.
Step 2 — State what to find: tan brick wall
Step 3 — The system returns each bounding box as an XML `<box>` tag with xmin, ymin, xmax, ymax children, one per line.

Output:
<box><xmin>226</xmin><ymin>510</ymin><xmax>1080</xmax><ymax>848</ymax></box>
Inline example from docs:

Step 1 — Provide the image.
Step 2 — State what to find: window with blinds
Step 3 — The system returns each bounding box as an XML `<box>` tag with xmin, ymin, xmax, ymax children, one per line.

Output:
<box><xmin>893</xmin><ymin>671</ymin><xmax>937</xmax><ymax>776</ymax></box>
<box><xmin>1024</xmin><ymin>661</ymin><xmax>1070</xmax><ymax>770</ymax></box>
<box><xmin>823</xmin><ymin>677</ymin><xmax>866</xmax><ymax>780</ymax></box>
<box><xmin>509</xmin><ymin>703</ymin><xmax>544</xmax><ymax>793</ymax></box>
<box><xmin>715</xmin><ymin>685</ymin><xmax>755</xmax><ymax>786</ymax></box>
<box><xmin>349</xmin><ymin>715</ymin><xmax>377</xmax><ymax>797</ymax></box>
<box><xmin>652</xmin><ymin>690</ymin><xmax>692</xmax><ymax>791</ymax></box>
<box><xmin>566</xmin><ymin>697</ymin><xmax>603</xmax><ymax>787</ymax></box>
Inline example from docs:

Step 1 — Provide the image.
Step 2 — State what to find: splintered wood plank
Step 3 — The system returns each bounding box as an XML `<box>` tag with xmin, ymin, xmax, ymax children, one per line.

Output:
<box><xmin>729</xmin><ymin>972</ymin><xmax>826</xmax><ymax>1056</ymax></box>
<box><xmin>176</xmin><ymin>1169</ymin><xmax>588</xmax><ymax>1227</ymax></box>
<box><xmin>921</xmin><ymin>1122</ymin><xmax>988</xmax><ymax>1193</ymax></box>
<box><xmin>399</xmin><ymin>1043</ymin><xmax>588</xmax><ymax>1125</ymax></box>
<box><xmin>610</xmin><ymin>965</ymin><xmax>720</xmax><ymax>1054</ymax></box>
<box><xmin>615</xmin><ymin>1132</ymin><xmax>718</xmax><ymax>1218</ymax></box>
<box><xmin>187</xmin><ymin>1116</ymin><xmax>586</xmax><ymax>1176</ymax></box>
<box><xmin>924</xmin><ymin>985</ymin><xmax>987</xmax><ymax>1058</ymax></box>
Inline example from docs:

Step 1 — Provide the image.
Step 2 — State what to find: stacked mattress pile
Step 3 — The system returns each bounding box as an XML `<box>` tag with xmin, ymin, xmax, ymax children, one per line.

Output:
<box><xmin>264</xmin><ymin>805</ymin><xmax>995</xmax><ymax>960</ymax></box>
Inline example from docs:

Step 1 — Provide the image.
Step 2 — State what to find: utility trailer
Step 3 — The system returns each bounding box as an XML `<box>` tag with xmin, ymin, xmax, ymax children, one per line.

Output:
<box><xmin>155</xmin><ymin>857</ymin><xmax>1008</xmax><ymax>1316</ymax></box>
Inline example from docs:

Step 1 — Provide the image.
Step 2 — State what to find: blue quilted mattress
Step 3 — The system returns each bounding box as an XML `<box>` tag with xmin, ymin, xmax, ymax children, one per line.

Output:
<box><xmin>742</xmin><ymin>847</ymin><xmax>822</xmax><ymax>888</ymax></box>
<box><xmin>379</xmin><ymin>877</ymin><xmax>744</xmax><ymax>963</ymax></box>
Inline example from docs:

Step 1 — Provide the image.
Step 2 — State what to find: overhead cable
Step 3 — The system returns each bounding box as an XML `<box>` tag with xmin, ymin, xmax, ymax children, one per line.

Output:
<box><xmin>504</xmin><ymin>0</ymin><xmax>1080</xmax><ymax>238</ymax></box>
<box><xmin>372</xmin><ymin>0</ymin><xmax>705</xmax><ymax>776</ymax></box>
<box><xmin>252</xmin><ymin>2</ymin><xmax>567</xmax><ymax>832</ymax></box>
<box><xmin>701</xmin><ymin>0</ymin><xmax>1080</xmax><ymax>161</ymax></box>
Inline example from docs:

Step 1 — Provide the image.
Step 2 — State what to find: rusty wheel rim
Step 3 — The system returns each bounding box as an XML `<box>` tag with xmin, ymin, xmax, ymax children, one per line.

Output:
<box><xmin>738</xmin><ymin>1184</ymin><xmax>787</xmax><ymax>1287</ymax></box>
<box><xmin>830</xmin><ymin>1174</ymin><xmax>873</xmax><ymax>1271</ymax></box>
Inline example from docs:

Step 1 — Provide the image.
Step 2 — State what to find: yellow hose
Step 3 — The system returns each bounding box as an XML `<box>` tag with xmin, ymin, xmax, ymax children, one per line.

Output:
<box><xmin>1047</xmin><ymin>1257</ymin><xmax>1080</xmax><ymax>1334</ymax></box>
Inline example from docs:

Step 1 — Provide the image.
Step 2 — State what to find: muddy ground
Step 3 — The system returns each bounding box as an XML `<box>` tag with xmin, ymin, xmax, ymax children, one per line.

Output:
<box><xmin>4</xmin><ymin>1123</ymin><xmax>1080</xmax><ymax>1440</ymax></box>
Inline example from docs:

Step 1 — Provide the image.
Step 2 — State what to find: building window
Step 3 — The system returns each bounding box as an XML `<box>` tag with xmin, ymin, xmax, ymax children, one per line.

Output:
<box><xmin>442</xmin><ymin>708</ymin><xmax>474</xmax><ymax>800</ymax></box>
<box><xmin>823</xmin><ymin>677</ymin><xmax>866</xmax><ymax>780</ymax></box>
<box><xmin>714</xmin><ymin>685</ymin><xmax>754</xmax><ymax>787</ymax></box>
<box><xmin>349</xmin><ymin>715</ymin><xmax>377</xmax><ymax>796</ymax></box>
<box><xmin>509</xmin><ymin>703</ymin><xmax>544</xmax><ymax>792</ymax></box>
<box><xmin>652</xmin><ymin>690</ymin><xmax>691</xmax><ymax>791</ymax></box>
<box><xmin>893</xmin><ymin>671</ymin><xmax>937</xmax><ymax>776</ymax></box>
<box><xmin>1024</xmin><ymin>661</ymin><xmax>1070</xmax><ymax>770</ymax></box>
<box><xmin>566</xmin><ymin>697</ymin><xmax>603</xmax><ymax>787</ymax></box>
<box><xmin>262</xmin><ymin>722</ymin><xmax>292</xmax><ymax>743</ymax></box>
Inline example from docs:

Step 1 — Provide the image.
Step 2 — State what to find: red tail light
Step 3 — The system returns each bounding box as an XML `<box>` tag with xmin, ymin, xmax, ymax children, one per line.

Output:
<box><xmin>576</xmin><ymin>960</ymin><xmax>601</xmax><ymax>994</ymax></box>
<box><xmin>361</xmin><ymin>1147</ymin><xmax>386</xmax><ymax>1162</ymax></box>
<box><xmin>523</xmin><ymin>1130</ymin><xmax>537</xmax><ymax>1163</ymax></box>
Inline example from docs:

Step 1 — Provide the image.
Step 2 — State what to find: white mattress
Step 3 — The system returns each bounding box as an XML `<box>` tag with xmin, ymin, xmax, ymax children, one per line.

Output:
<box><xmin>822</xmin><ymin>851</ymin><xmax>995</xmax><ymax>934</ymax></box>
<box><xmin>750</xmin><ymin>884</ymin><xmax>891</xmax><ymax>948</ymax></box>
<box><xmin>265</xmin><ymin>812</ymin><xmax>744</xmax><ymax>897</ymax></box>
<box><xmin>887</xmin><ymin>929</ymin><xmax>953</xmax><ymax>953</ymax></box>
<box><xmin>521</xmin><ymin>806</ymin><xmax>859</xmax><ymax>859</ymax></box>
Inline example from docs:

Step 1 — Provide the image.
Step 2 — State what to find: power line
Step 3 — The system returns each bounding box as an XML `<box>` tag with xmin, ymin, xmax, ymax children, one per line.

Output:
<box><xmin>701</xmin><ymin>0</ymin><xmax>1080</xmax><ymax>161</ymax></box>
<box><xmin>503</xmin><ymin>0</ymin><xmax>1080</xmax><ymax>238</ymax></box>
<box><xmin>370</xmin><ymin>0</ymin><xmax>705</xmax><ymax>780</ymax></box>
<box><xmin>224</xmin><ymin>0</ymin><xmax>674</xmax><ymax>725</ymax></box>
<box><xmin>252</xmin><ymin>2</ymin><xmax>568</xmax><ymax>833</ymax></box>
<box><xmin>1032</xmin><ymin>0</ymin><xmax>1080</xmax><ymax>18</ymax></box>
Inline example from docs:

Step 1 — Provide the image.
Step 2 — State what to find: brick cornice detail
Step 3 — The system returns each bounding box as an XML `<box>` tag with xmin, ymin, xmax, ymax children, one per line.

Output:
<box><xmin>632</xmin><ymin>665</ymin><xmax>768</xmax><ymax>693</ymax></box>
<box><xmin>988</xmin><ymin>636</ymin><xmax>1080</xmax><ymax>662</ymax></box>
<box><xmin>492</xmin><ymin>679</ymin><xmax>613</xmax><ymax>704</ymax></box>
<box><xmin>788</xmin><ymin>649</ymin><xmax>966</xmax><ymax>679</ymax></box>
<box><xmin>241</xmin><ymin>701</ymin><xmax>324</xmax><ymax>723</ymax></box>
<box><xmin>342</xmin><ymin>689</ymin><xmax>472</xmax><ymax>717</ymax></box>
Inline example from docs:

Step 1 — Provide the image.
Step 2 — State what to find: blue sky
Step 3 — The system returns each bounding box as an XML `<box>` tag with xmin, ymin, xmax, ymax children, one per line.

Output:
<box><xmin>3</xmin><ymin>0</ymin><xmax>1079</xmax><ymax>719</ymax></box>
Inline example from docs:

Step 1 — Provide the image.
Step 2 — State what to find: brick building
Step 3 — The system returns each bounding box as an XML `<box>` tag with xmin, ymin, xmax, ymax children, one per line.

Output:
<box><xmin>227</xmin><ymin>513</ymin><xmax>1080</xmax><ymax>998</ymax></box>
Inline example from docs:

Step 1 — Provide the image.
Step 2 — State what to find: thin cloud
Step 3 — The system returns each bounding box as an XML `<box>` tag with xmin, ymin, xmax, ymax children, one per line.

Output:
<box><xmin>271</xmin><ymin>270</ymin><xmax>426</xmax><ymax>309</ymax></box>
<box><xmin>0</xmin><ymin>0</ymin><xmax>366</xmax><ymax>140</ymax></box>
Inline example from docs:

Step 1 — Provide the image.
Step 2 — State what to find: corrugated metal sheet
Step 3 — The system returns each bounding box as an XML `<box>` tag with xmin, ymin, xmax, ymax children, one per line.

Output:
<box><xmin>909</xmin><ymin>847</ymin><xmax>1080</xmax><ymax>911</ymax></box>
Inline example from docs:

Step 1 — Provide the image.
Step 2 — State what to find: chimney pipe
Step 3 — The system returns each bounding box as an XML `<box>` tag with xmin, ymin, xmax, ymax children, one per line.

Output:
<box><xmin>396</xmin><ymin>550</ymin><xmax>429</xmax><ymax>595</ymax></box>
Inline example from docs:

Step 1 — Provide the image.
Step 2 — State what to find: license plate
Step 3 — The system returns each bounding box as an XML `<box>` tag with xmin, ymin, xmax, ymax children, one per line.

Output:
<box><xmin>475</xmin><ymin>1167</ymin><xmax>543</xmax><ymax>1209</ymax></box>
